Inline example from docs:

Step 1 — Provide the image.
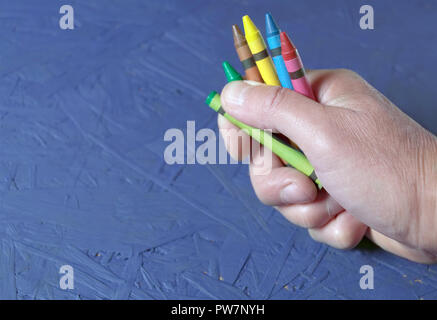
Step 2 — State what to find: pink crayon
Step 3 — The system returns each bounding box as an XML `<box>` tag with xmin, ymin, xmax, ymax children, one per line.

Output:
<box><xmin>280</xmin><ymin>32</ymin><xmax>316</xmax><ymax>100</ymax></box>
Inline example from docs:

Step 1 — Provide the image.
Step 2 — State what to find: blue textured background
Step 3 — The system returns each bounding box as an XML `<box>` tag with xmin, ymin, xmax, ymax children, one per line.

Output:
<box><xmin>0</xmin><ymin>0</ymin><xmax>436</xmax><ymax>300</ymax></box>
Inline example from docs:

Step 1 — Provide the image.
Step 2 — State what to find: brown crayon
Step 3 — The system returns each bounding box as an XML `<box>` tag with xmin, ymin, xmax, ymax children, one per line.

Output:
<box><xmin>232</xmin><ymin>24</ymin><xmax>264</xmax><ymax>83</ymax></box>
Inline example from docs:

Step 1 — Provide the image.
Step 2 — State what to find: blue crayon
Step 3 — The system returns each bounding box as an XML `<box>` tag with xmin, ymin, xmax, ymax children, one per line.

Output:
<box><xmin>265</xmin><ymin>13</ymin><xmax>293</xmax><ymax>90</ymax></box>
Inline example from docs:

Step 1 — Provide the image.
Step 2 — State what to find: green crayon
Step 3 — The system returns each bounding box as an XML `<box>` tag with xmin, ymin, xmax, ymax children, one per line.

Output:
<box><xmin>223</xmin><ymin>61</ymin><xmax>243</xmax><ymax>82</ymax></box>
<box><xmin>206</xmin><ymin>90</ymin><xmax>322</xmax><ymax>189</ymax></box>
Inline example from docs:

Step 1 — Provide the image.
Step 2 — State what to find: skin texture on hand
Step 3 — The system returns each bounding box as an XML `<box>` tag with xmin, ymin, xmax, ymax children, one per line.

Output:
<box><xmin>218</xmin><ymin>69</ymin><xmax>437</xmax><ymax>264</ymax></box>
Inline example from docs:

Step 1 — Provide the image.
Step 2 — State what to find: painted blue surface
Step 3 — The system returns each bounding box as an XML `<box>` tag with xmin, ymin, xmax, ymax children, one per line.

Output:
<box><xmin>0</xmin><ymin>0</ymin><xmax>436</xmax><ymax>300</ymax></box>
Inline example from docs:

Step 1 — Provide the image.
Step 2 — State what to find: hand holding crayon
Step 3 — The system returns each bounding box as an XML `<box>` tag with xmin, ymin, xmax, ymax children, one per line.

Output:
<box><xmin>203</xmin><ymin>12</ymin><xmax>437</xmax><ymax>263</ymax></box>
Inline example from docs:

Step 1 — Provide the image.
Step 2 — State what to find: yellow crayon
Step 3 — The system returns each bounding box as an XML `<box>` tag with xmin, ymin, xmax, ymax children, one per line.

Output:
<box><xmin>242</xmin><ymin>15</ymin><xmax>280</xmax><ymax>86</ymax></box>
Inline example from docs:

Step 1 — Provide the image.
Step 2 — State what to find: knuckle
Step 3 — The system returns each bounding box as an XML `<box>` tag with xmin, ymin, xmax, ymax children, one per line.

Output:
<box><xmin>253</xmin><ymin>185</ymin><xmax>270</xmax><ymax>205</ymax></box>
<box><xmin>307</xmin><ymin>229</ymin><xmax>321</xmax><ymax>243</ymax></box>
<box><xmin>337</xmin><ymin>68</ymin><xmax>364</xmax><ymax>83</ymax></box>
<box><xmin>299</xmin><ymin>207</ymin><xmax>321</xmax><ymax>229</ymax></box>
<box><xmin>250</xmin><ymin>157</ymin><xmax>274</xmax><ymax>177</ymax></box>
<box><xmin>334</xmin><ymin>229</ymin><xmax>358</xmax><ymax>250</ymax></box>
<box><xmin>337</xmin><ymin>68</ymin><xmax>357</xmax><ymax>77</ymax></box>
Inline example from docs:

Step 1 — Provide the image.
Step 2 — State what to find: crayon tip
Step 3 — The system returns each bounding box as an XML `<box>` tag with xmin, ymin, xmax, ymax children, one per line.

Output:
<box><xmin>222</xmin><ymin>61</ymin><xmax>243</xmax><ymax>82</ymax></box>
<box><xmin>232</xmin><ymin>24</ymin><xmax>246</xmax><ymax>47</ymax></box>
<box><xmin>205</xmin><ymin>90</ymin><xmax>219</xmax><ymax>111</ymax></box>
<box><xmin>280</xmin><ymin>31</ymin><xmax>297</xmax><ymax>60</ymax></box>
<box><xmin>265</xmin><ymin>12</ymin><xmax>280</xmax><ymax>37</ymax></box>
<box><xmin>205</xmin><ymin>91</ymin><xmax>216</xmax><ymax>105</ymax></box>
<box><xmin>242</xmin><ymin>15</ymin><xmax>258</xmax><ymax>36</ymax></box>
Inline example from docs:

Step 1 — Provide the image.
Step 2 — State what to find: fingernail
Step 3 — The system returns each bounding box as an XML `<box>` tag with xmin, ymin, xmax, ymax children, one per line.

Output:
<box><xmin>222</xmin><ymin>80</ymin><xmax>262</xmax><ymax>107</ymax></box>
<box><xmin>280</xmin><ymin>183</ymin><xmax>311</xmax><ymax>204</ymax></box>
<box><xmin>244</xmin><ymin>80</ymin><xmax>263</xmax><ymax>86</ymax></box>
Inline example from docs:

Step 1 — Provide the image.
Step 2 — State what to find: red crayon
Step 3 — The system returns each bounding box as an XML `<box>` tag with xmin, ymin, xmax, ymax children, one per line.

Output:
<box><xmin>280</xmin><ymin>32</ymin><xmax>316</xmax><ymax>100</ymax></box>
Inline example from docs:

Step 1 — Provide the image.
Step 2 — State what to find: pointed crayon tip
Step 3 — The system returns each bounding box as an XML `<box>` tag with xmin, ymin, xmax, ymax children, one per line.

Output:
<box><xmin>280</xmin><ymin>31</ymin><xmax>297</xmax><ymax>60</ymax></box>
<box><xmin>265</xmin><ymin>12</ymin><xmax>280</xmax><ymax>37</ymax></box>
<box><xmin>222</xmin><ymin>61</ymin><xmax>243</xmax><ymax>82</ymax></box>
<box><xmin>232</xmin><ymin>24</ymin><xmax>246</xmax><ymax>47</ymax></box>
<box><xmin>205</xmin><ymin>90</ymin><xmax>217</xmax><ymax>106</ymax></box>
<box><xmin>205</xmin><ymin>90</ymin><xmax>220</xmax><ymax>112</ymax></box>
<box><xmin>242</xmin><ymin>15</ymin><xmax>258</xmax><ymax>36</ymax></box>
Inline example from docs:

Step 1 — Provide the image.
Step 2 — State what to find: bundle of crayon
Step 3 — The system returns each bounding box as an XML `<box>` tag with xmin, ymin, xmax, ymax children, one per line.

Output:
<box><xmin>205</xmin><ymin>13</ymin><xmax>321</xmax><ymax>189</ymax></box>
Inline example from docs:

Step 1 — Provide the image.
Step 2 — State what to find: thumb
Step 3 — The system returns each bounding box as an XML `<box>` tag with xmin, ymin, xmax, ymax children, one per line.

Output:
<box><xmin>221</xmin><ymin>80</ymin><xmax>331</xmax><ymax>156</ymax></box>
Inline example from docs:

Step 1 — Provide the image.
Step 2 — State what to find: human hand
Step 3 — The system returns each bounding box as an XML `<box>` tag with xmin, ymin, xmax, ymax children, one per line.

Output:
<box><xmin>218</xmin><ymin>69</ymin><xmax>437</xmax><ymax>263</ymax></box>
